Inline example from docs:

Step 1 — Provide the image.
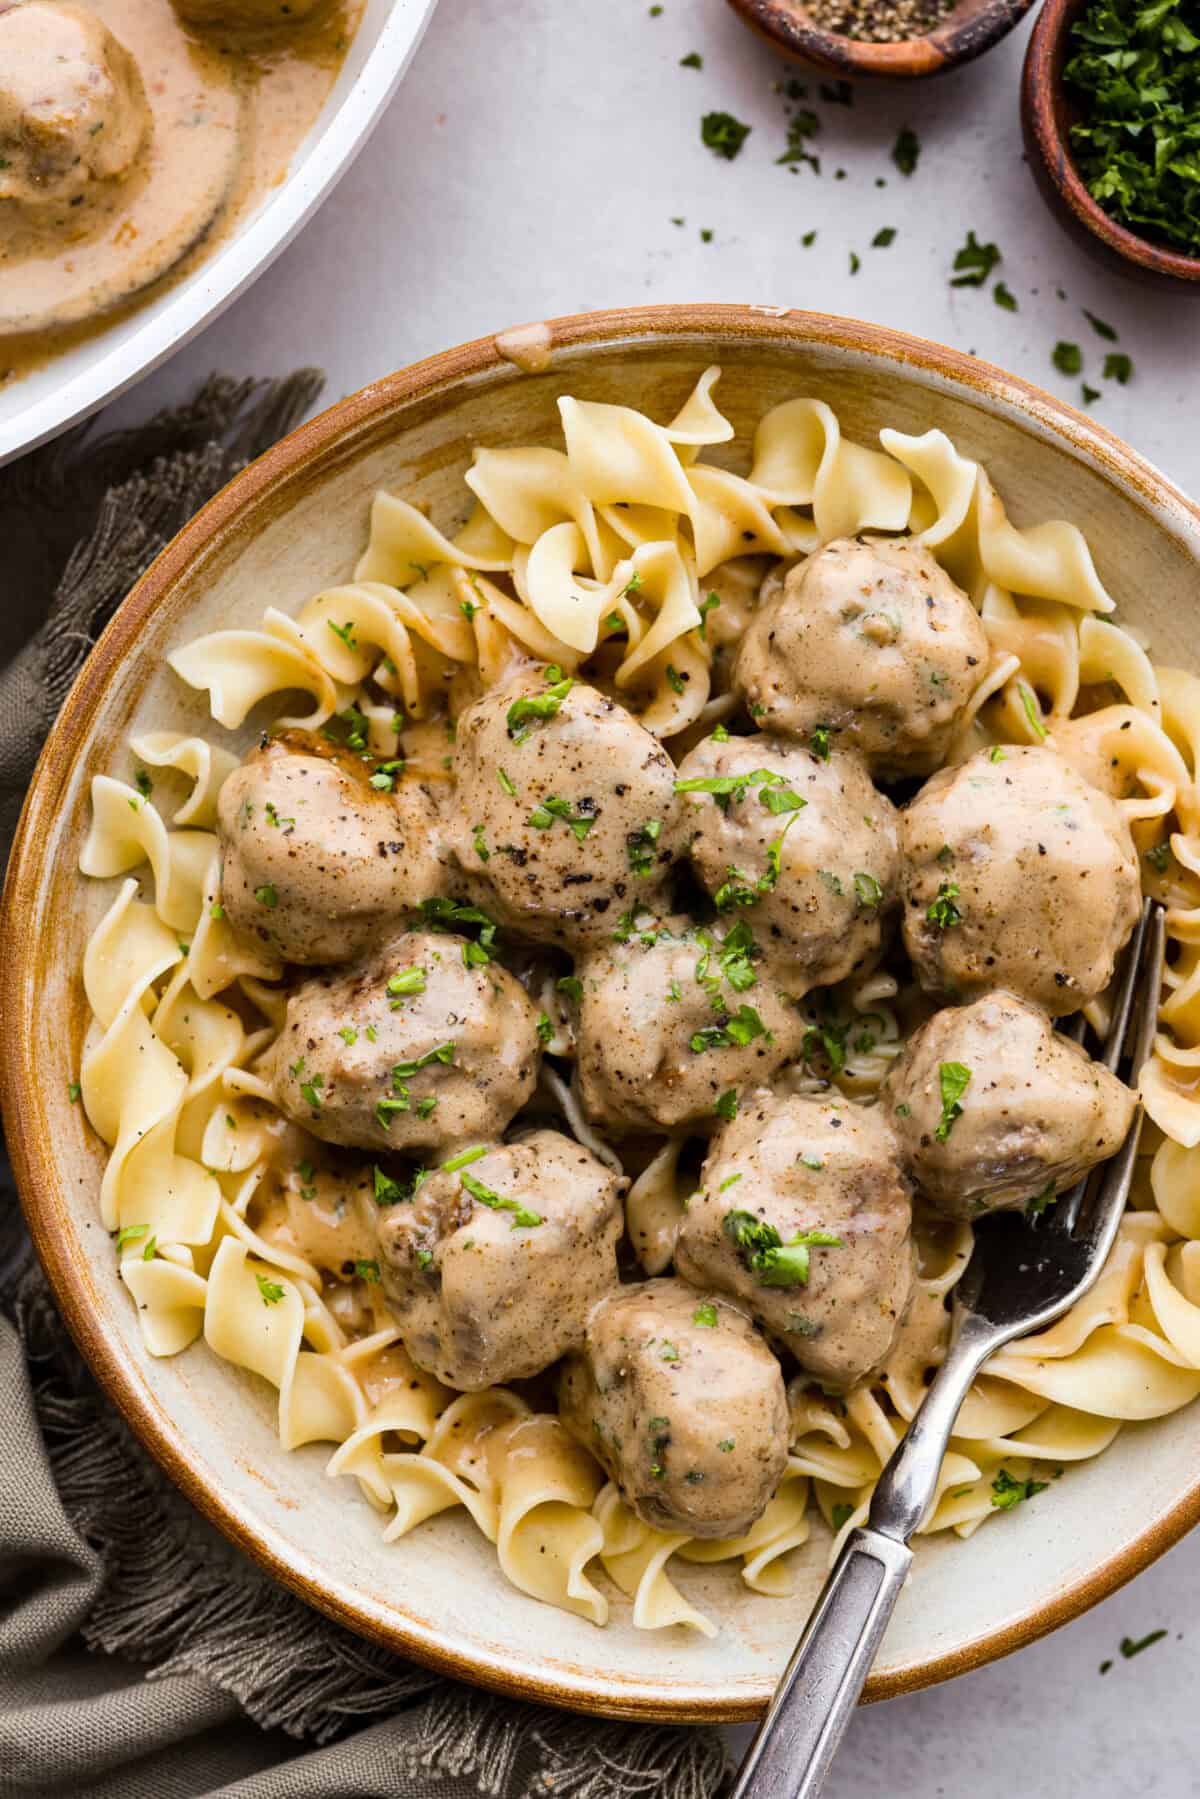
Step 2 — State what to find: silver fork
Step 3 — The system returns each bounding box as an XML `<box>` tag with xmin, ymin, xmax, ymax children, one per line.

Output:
<box><xmin>731</xmin><ymin>898</ymin><xmax>1165</xmax><ymax>1799</ymax></box>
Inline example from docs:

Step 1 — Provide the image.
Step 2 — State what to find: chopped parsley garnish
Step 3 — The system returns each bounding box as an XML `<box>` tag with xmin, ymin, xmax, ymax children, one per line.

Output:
<box><xmin>935</xmin><ymin>1061</ymin><xmax>971</xmax><ymax>1142</ymax></box>
<box><xmin>950</xmin><ymin>230</ymin><xmax>1001</xmax><ymax>287</ymax></box>
<box><xmin>299</xmin><ymin>1074</ymin><xmax>324</xmax><ymax>1113</ymax></box>
<box><xmin>442</xmin><ymin>1145</ymin><xmax>487</xmax><ymax>1175</ymax></box>
<box><xmin>418</xmin><ymin>897</ymin><xmax>499</xmax><ymax>966</ymax></box>
<box><xmin>529</xmin><ymin>794</ymin><xmax>596</xmax><ymax>841</ymax></box>
<box><xmin>690</xmin><ymin>1004</ymin><xmax>769</xmax><ymax>1053</ymax></box>
<box><xmin>722</xmin><ymin>1210</ymin><xmax>842</xmax><ymax>1287</ymax></box>
<box><xmin>1066</xmin><ymin>0</ymin><xmax>1200</xmax><ymax>255</ymax></box>
<box><xmin>338</xmin><ymin>1026</ymin><xmax>358</xmax><ymax>1045</ymax></box>
<box><xmin>717</xmin><ymin>1437</ymin><xmax>735</xmax><ymax>1453</ymax></box>
<box><xmin>460</xmin><ymin>597</ymin><xmax>478</xmax><ymax>620</ymax></box>
<box><xmin>369</xmin><ymin>760</ymin><xmax>405</xmax><ymax>793</ymax></box>
<box><xmin>256</xmin><ymin>1273</ymin><xmax>286</xmax><ymax>1306</ymax></box>
<box><xmin>386</xmin><ymin>965</ymin><xmax>427</xmax><ymax>999</ymax></box>
<box><xmin>990</xmin><ymin>1467</ymin><xmax>1048</xmax><ymax>1510</ymax></box>
<box><xmin>416</xmin><ymin>1248</ymin><xmax>434</xmax><ymax>1269</ymax></box>
<box><xmin>660</xmin><ymin>1341</ymin><xmax>680</xmax><ymax>1361</ymax></box>
<box><xmin>698</xmin><ymin>591</ymin><xmax>721</xmax><ymax>637</ymax></box>
<box><xmin>391</xmin><ymin>1042</ymin><xmax>456</xmax><ymax>1078</ymax></box>
<box><xmin>892</xmin><ymin>125</ymin><xmax>920</xmax><ymax>175</ymax></box>
<box><xmin>853</xmin><ymin>871</ymin><xmax>883</xmax><ymax>910</ymax></box>
<box><xmin>1018</xmin><ymin>681</ymin><xmax>1048</xmax><ymax>740</ymax></box>
<box><xmin>355</xmin><ymin>1259</ymin><xmax>380</xmax><ymax>1283</ymax></box>
<box><xmin>831</xmin><ymin>1502</ymin><xmax>854</xmax><ymax>1532</ymax></box>
<box><xmin>116</xmin><ymin>1223</ymin><xmax>148</xmax><ymax>1249</ymax></box>
<box><xmin>1146</xmin><ymin>841</ymin><xmax>1172</xmax><ymax>872</ymax></box>
<box><xmin>327</xmin><ymin>618</ymin><xmax>357</xmax><ymax>649</ymax></box>
<box><xmin>989</xmin><ymin>745</ymin><xmax>1007</xmax><ymax>762</ymax></box>
<box><xmin>714</xmin><ymin>1089</ymin><xmax>739</xmax><ymax>1121</ymax></box>
<box><xmin>994</xmin><ymin>281</ymin><xmax>1018</xmax><ymax>311</ymax></box>
<box><xmin>1120</xmin><ymin>1628</ymin><xmax>1167</xmax><ymax>1658</ymax></box>
<box><xmin>472</xmin><ymin>822</ymin><xmax>490</xmax><ymax>862</ymax></box>
<box><xmin>1084</xmin><ymin>308</ymin><xmax>1118</xmax><ymax>341</ymax></box>
<box><xmin>373</xmin><ymin>1165</ymin><xmax>404</xmax><ymax>1205</ymax></box>
<box><xmin>67</xmin><ymin>1079</ymin><xmax>81</xmax><ymax>1103</ymax></box>
<box><xmin>872</xmin><ymin>227</ymin><xmax>896</xmax><ymax>248</ymax></box>
<box><xmin>264</xmin><ymin>801</ymin><xmax>295</xmax><ymax>830</ymax></box>
<box><xmin>498</xmin><ymin>768</ymin><xmax>517</xmax><ymax>797</ymax></box>
<box><xmin>808</xmin><ymin>723</ymin><xmax>832</xmax><ymax>761</ymax></box>
<box><xmin>210</xmin><ymin>902</ymin><xmax>225</xmax><ymax>919</ymax></box>
<box><xmin>1027</xmin><ymin>1180</ymin><xmax>1058</xmax><ymax>1218</ymax></box>
<box><xmin>322</xmin><ymin>704</ymin><xmax>369</xmax><ymax>751</ymax></box>
<box><xmin>927</xmin><ymin>881</ymin><xmax>962</xmax><ymax>929</ymax></box>
<box><xmin>536</xmin><ymin>1012</ymin><xmax>553</xmax><ymax>1044</ymax></box>
<box><xmin>800</xmin><ymin>1152</ymin><xmax>824</xmax><ymax>1171</ymax></box>
<box><xmin>701</xmin><ymin>110</ymin><xmax>751</xmax><ymax>160</ymax></box>
<box><xmin>1105</xmin><ymin>351</ymin><xmax>1133</xmax><ymax>384</ymax></box>
<box><xmin>666</xmin><ymin>664</ymin><xmax>686</xmax><ymax>696</ymax></box>
<box><xmin>626</xmin><ymin>818</ymin><xmax>662</xmax><ymax>874</ymax></box>
<box><xmin>461</xmin><ymin>1169</ymin><xmax>542</xmax><ymax>1228</ymax></box>
<box><xmin>557</xmin><ymin>974</ymin><xmax>583</xmax><ymax>1004</ymax></box>
<box><xmin>760</xmin><ymin>784</ymin><xmax>806</xmax><ymax>815</ymax></box>
<box><xmin>1053</xmin><ymin>341</ymin><xmax>1083</xmax><ymax>376</ymax></box>
<box><xmin>712</xmin><ymin>721</ymin><xmax>730</xmax><ymax>741</ymax></box>
<box><xmin>506</xmin><ymin>670</ymin><xmax>574</xmax><ymax>743</ymax></box>
<box><xmin>135</xmin><ymin>769</ymin><xmax>152</xmax><ymax>799</ymax></box>
<box><xmin>254</xmin><ymin>884</ymin><xmax>278</xmax><ymax>909</ymax></box>
<box><xmin>675</xmin><ymin>767</ymin><xmax>786</xmax><ymax>811</ymax></box>
<box><xmin>142</xmin><ymin>1234</ymin><xmax>158</xmax><ymax>1262</ymax></box>
<box><xmin>693</xmin><ymin>1303</ymin><xmax>719</xmax><ymax>1327</ymax></box>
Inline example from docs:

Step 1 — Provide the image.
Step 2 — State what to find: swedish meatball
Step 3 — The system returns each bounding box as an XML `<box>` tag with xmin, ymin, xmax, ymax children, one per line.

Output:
<box><xmin>0</xmin><ymin>2</ymin><xmax>149</xmax><ymax>214</ymax></box>
<box><xmin>574</xmin><ymin>916</ymin><xmax>806</xmax><ymax>1133</ymax></box>
<box><xmin>559</xmin><ymin>1279</ymin><xmax>789</xmax><ymax>1538</ymax></box>
<box><xmin>677</xmin><ymin>1092</ymin><xmax>915</xmax><ymax>1391</ymax></box>
<box><xmin>900</xmin><ymin>745</ymin><xmax>1140</xmax><ymax>1014</ymax></box>
<box><xmin>268</xmin><ymin>929</ymin><xmax>541</xmax><ymax>1152</ymax></box>
<box><xmin>452</xmin><ymin>671</ymin><xmax>682</xmax><ymax>950</ymax></box>
<box><xmin>675</xmin><ymin>732</ymin><xmax>899</xmax><ymax>987</ymax></box>
<box><xmin>733</xmin><ymin>537</ymin><xmax>989</xmax><ymax>777</ymax></box>
<box><xmin>218</xmin><ymin>732</ymin><xmax>450</xmax><ymax>964</ymax></box>
<box><xmin>882</xmin><ymin>992</ymin><xmax>1136</xmax><ymax>1218</ymax></box>
<box><xmin>377</xmin><ymin>1132</ymin><xmax>623</xmax><ymax>1389</ymax></box>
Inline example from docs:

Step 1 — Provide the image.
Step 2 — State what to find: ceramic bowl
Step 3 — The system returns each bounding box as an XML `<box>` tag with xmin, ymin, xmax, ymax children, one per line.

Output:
<box><xmin>726</xmin><ymin>0</ymin><xmax>1035</xmax><ymax>79</ymax></box>
<box><xmin>4</xmin><ymin>304</ymin><xmax>1200</xmax><ymax>1722</ymax></box>
<box><xmin>1021</xmin><ymin>0</ymin><xmax>1200</xmax><ymax>289</ymax></box>
<box><xmin>0</xmin><ymin>0</ymin><xmax>440</xmax><ymax>466</ymax></box>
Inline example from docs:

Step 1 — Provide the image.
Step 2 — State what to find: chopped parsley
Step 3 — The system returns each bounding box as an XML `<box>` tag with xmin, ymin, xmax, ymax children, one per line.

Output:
<box><xmin>935</xmin><ymin>1061</ymin><xmax>971</xmax><ymax>1142</ymax></box>
<box><xmin>557</xmin><ymin>974</ymin><xmax>584</xmax><ymax>1004</ymax></box>
<box><xmin>892</xmin><ymin>126</ymin><xmax>920</xmax><ymax>175</ymax></box>
<box><xmin>698</xmin><ymin>591</ymin><xmax>721</xmax><ymax>638</ymax></box>
<box><xmin>461</xmin><ymin>1169</ymin><xmax>542</xmax><ymax>1228</ymax></box>
<box><xmin>116</xmin><ymin>1223</ymin><xmax>148</xmax><ymax>1249</ymax></box>
<box><xmin>386</xmin><ymin>965</ymin><xmax>427</xmax><ymax>1000</ymax></box>
<box><xmin>717</xmin><ymin>1437</ymin><xmax>735</xmax><ymax>1453</ymax></box>
<box><xmin>506</xmin><ymin>670</ymin><xmax>574</xmax><ymax>743</ymax></box>
<box><xmin>254</xmin><ymin>884</ymin><xmax>278</xmax><ymax>909</ymax></box>
<box><xmin>256</xmin><ymin>1273</ymin><xmax>286</xmax><ymax>1306</ymax></box>
<box><xmin>831</xmin><ymin>1502</ymin><xmax>855</xmax><ymax>1532</ymax></box>
<box><xmin>369</xmin><ymin>760</ymin><xmax>405</xmax><ymax>793</ymax></box>
<box><xmin>536</xmin><ymin>1012</ymin><xmax>553</xmax><ymax>1044</ymax></box>
<box><xmin>299</xmin><ymin>1074</ymin><xmax>324</xmax><ymax>1113</ymax></box>
<box><xmin>660</xmin><ymin>1341</ymin><xmax>680</xmax><ymax>1361</ymax></box>
<box><xmin>693</xmin><ymin>1303</ymin><xmax>719</xmax><ymax>1327</ymax></box>
<box><xmin>714</xmin><ymin>1089</ymin><xmax>739</xmax><ymax>1121</ymax></box>
<box><xmin>927</xmin><ymin>881</ymin><xmax>962</xmax><ymax>930</ymax></box>
<box><xmin>950</xmin><ymin>230</ymin><xmax>1001</xmax><ymax>287</ymax></box>
<box><xmin>990</xmin><ymin>1467</ymin><xmax>1048</xmax><ymax>1510</ymax></box>
<box><xmin>1120</xmin><ymin>1628</ymin><xmax>1167</xmax><ymax>1658</ymax></box>
<box><xmin>626</xmin><ymin>818</ymin><xmax>663</xmax><ymax>874</ymax></box>
<box><xmin>471</xmin><ymin>822</ymin><xmax>490</xmax><ymax>862</ymax></box>
<box><xmin>994</xmin><ymin>282</ymin><xmax>1018</xmax><ymax>311</ymax></box>
<box><xmin>529</xmin><ymin>794</ymin><xmax>596</xmax><ymax>841</ymax></box>
<box><xmin>338</xmin><ymin>1026</ymin><xmax>358</xmax><ymax>1045</ymax></box>
<box><xmin>355</xmin><ymin>1259</ymin><xmax>380</xmax><ymax>1283</ymax></box>
<box><xmin>135</xmin><ymin>769</ymin><xmax>153</xmax><ymax>799</ymax></box>
<box><xmin>853</xmin><ymin>871</ymin><xmax>883</xmax><ymax>910</ymax></box>
<box><xmin>1053</xmin><ymin>340</ymin><xmax>1083</xmax><ymax>376</ymax></box>
<box><xmin>872</xmin><ymin>227</ymin><xmax>896</xmax><ymax>248</ymax></box>
<box><xmin>701</xmin><ymin>110</ymin><xmax>751</xmax><ymax>160</ymax></box>
<box><xmin>666</xmin><ymin>665</ymin><xmax>686</xmax><ymax>696</ymax></box>
<box><xmin>327</xmin><ymin>618</ymin><xmax>357</xmax><ymax>649</ymax></box>
<box><xmin>373</xmin><ymin>1165</ymin><xmax>404</xmax><ymax>1205</ymax></box>
<box><xmin>391</xmin><ymin>1043</ymin><xmax>456</xmax><ymax>1078</ymax></box>
<box><xmin>723</xmin><ymin>1210</ymin><xmax>842</xmax><ymax>1287</ymax></box>
<box><xmin>690</xmin><ymin>1004</ymin><xmax>769</xmax><ymax>1053</ymax></box>
<box><xmin>1084</xmin><ymin>308</ymin><xmax>1118</xmax><ymax>341</ymax></box>
<box><xmin>808</xmin><ymin>723</ymin><xmax>832</xmax><ymax>761</ymax></box>
<box><xmin>264</xmin><ymin>802</ymin><xmax>295</xmax><ymax>830</ymax></box>
<box><xmin>67</xmin><ymin>1079</ymin><xmax>81</xmax><ymax>1103</ymax></box>
<box><xmin>1027</xmin><ymin>1180</ymin><xmax>1058</xmax><ymax>1218</ymax></box>
<box><xmin>1018</xmin><ymin>681</ymin><xmax>1048</xmax><ymax>740</ymax></box>
<box><xmin>1146</xmin><ymin>841</ymin><xmax>1172</xmax><ymax>873</ymax></box>
<box><xmin>498</xmin><ymin>768</ymin><xmax>517</xmax><ymax>797</ymax></box>
<box><xmin>1105</xmin><ymin>351</ymin><xmax>1133</xmax><ymax>384</ymax></box>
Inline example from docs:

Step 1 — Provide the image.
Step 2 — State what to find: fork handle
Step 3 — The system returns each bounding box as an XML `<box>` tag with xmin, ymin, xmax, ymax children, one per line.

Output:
<box><xmin>729</xmin><ymin>1525</ymin><xmax>911</xmax><ymax>1799</ymax></box>
<box><xmin>731</xmin><ymin>1311</ymin><xmax>1001</xmax><ymax>1799</ymax></box>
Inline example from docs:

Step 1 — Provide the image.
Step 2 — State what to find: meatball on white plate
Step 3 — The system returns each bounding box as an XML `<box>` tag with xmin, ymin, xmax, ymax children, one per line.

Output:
<box><xmin>675</xmin><ymin>730</ymin><xmax>899</xmax><ymax>988</ymax></box>
<box><xmin>883</xmin><ymin>991</ymin><xmax>1136</xmax><ymax>1217</ymax></box>
<box><xmin>217</xmin><ymin>731</ymin><xmax>450</xmax><ymax>965</ymax></box>
<box><xmin>733</xmin><ymin>537</ymin><xmax>990</xmax><ymax>776</ymax></box>
<box><xmin>377</xmin><ymin>1132</ymin><xmax>624</xmax><ymax>1390</ymax></box>
<box><xmin>559</xmin><ymin>1278</ymin><xmax>789</xmax><ymax>1539</ymax></box>
<box><xmin>573</xmin><ymin>915</ymin><xmax>806</xmax><ymax>1133</ymax></box>
<box><xmin>453</xmin><ymin>670</ymin><xmax>683</xmax><ymax>951</ymax></box>
<box><xmin>900</xmin><ymin>744</ymin><xmax>1140</xmax><ymax>1014</ymax></box>
<box><xmin>678</xmin><ymin>1091</ymin><xmax>916</xmax><ymax>1392</ymax></box>
<box><xmin>268</xmin><ymin>929</ymin><xmax>542</xmax><ymax>1154</ymax></box>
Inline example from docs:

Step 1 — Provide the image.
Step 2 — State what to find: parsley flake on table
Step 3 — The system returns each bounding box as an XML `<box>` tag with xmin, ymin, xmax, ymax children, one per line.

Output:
<box><xmin>680</xmin><ymin>50</ymin><xmax>703</xmax><ymax>67</ymax></box>
<box><xmin>892</xmin><ymin>126</ymin><xmax>920</xmax><ymax>175</ymax></box>
<box><xmin>1053</xmin><ymin>340</ymin><xmax>1083</xmax><ymax>375</ymax></box>
<box><xmin>872</xmin><ymin>227</ymin><xmax>896</xmax><ymax>247</ymax></box>
<box><xmin>950</xmin><ymin>230</ymin><xmax>1002</xmax><ymax>287</ymax></box>
<box><xmin>1105</xmin><ymin>351</ymin><xmax>1134</xmax><ymax>384</ymax></box>
<box><xmin>701</xmin><ymin>111</ymin><xmax>752</xmax><ymax>161</ymax></box>
<box><xmin>993</xmin><ymin>281</ymin><xmax>1018</xmax><ymax>310</ymax></box>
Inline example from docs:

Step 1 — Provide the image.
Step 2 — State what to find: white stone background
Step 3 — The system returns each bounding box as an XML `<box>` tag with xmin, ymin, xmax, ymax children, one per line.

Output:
<box><xmin>125</xmin><ymin>1</ymin><xmax>1199</xmax><ymax>1789</ymax></box>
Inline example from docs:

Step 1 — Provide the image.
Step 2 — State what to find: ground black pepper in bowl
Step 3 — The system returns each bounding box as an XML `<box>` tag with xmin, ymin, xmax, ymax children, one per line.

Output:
<box><xmin>803</xmin><ymin>0</ymin><xmax>957</xmax><ymax>41</ymax></box>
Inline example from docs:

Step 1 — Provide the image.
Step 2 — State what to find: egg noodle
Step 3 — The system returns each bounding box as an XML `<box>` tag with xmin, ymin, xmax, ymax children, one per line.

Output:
<box><xmin>76</xmin><ymin>371</ymin><xmax>1200</xmax><ymax>1635</ymax></box>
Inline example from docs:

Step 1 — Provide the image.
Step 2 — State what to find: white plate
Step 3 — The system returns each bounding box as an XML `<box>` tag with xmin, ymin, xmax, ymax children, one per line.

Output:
<box><xmin>0</xmin><ymin>0</ymin><xmax>439</xmax><ymax>466</ymax></box>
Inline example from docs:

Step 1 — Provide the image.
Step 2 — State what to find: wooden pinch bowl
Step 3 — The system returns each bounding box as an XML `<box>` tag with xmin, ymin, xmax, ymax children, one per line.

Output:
<box><xmin>1022</xmin><ymin>0</ymin><xmax>1200</xmax><ymax>289</ymax></box>
<box><xmin>5</xmin><ymin>305</ymin><xmax>1200</xmax><ymax>1720</ymax></box>
<box><xmin>726</xmin><ymin>0</ymin><xmax>1036</xmax><ymax>78</ymax></box>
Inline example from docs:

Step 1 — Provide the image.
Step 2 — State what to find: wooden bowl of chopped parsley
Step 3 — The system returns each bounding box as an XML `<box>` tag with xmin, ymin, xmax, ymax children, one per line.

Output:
<box><xmin>727</xmin><ymin>0</ymin><xmax>1035</xmax><ymax>77</ymax></box>
<box><xmin>1022</xmin><ymin>0</ymin><xmax>1200</xmax><ymax>286</ymax></box>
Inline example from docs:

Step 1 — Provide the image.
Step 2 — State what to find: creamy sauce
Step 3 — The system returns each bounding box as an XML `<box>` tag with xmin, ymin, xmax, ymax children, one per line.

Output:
<box><xmin>0</xmin><ymin>0</ymin><xmax>359</xmax><ymax>384</ymax></box>
<box><xmin>494</xmin><ymin>321</ymin><xmax>553</xmax><ymax>375</ymax></box>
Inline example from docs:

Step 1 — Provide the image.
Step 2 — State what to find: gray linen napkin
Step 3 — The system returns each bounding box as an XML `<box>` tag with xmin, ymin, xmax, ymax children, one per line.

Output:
<box><xmin>0</xmin><ymin>377</ymin><xmax>730</xmax><ymax>1799</ymax></box>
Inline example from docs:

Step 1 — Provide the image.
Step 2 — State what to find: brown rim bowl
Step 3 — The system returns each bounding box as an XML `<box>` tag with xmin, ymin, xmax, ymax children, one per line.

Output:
<box><xmin>1022</xmin><ymin>0</ymin><xmax>1200</xmax><ymax>289</ymax></box>
<box><xmin>5</xmin><ymin>304</ymin><xmax>1200</xmax><ymax>1721</ymax></box>
<box><xmin>727</xmin><ymin>0</ymin><xmax>1036</xmax><ymax>77</ymax></box>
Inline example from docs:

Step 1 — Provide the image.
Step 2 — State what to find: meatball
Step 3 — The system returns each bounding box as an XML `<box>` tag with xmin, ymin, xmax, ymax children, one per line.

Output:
<box><xmin>217</xmin><ymin>732</ymin><xmax>450</xmax><ymax>965</ymax></box>
<box><xmin>559</xmin><ymin>1278</ymin><xmax>789</xmax><ymax>1539</ymax></box>
<box><xmin>677</xmin><ymin>1092</ymin><xmax>915</xmax><ymax>1391</ymax></box>
<box><xmin>900</xmin><ymin>745</ymin><xmax>1140</xmax><ymax>1015</ymax></box>
<box><xmin>675</xmin><ymin>732</ymin><xmax>899</xmax><ymax>987</ymax></box>
<box><xmin>376</xmin><ymin>1131</ymin><xmax>623</xmax><ymax>1390</ymax></box>
<box><xmin>574</xmin><ymin>916</ymin><xmax>806</xmax><ymax>1134</ymax></box>
<box><xmin>452</xmin><ymin>671</ymin><xmax>682</xmax><ymax>950</ymax></box>
<box><xmin>882</xmin><ymin>992</ymin><xmax>1136</xmax><ymax>1218</ymax></box>
<box><xmin>733</xmin><ymin>537</ymin><xmax>989</xmax><ymax>777</ymax></box>
<box><xmin>267</xmin><ymin>929</ymin><xmax>541</xmax><ymax>1153</ymax></box>
<box><xmin>0</xmin><ymin>2</ymin><xmax>149</xmax><ymax>214</ymax></box>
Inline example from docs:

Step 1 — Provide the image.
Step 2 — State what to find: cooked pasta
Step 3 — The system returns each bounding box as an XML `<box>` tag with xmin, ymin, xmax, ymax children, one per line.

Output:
<box><xmin>74</xmin><ymin>371</ymin><xmax>1200</xmax><ymax>1639</ymax></box>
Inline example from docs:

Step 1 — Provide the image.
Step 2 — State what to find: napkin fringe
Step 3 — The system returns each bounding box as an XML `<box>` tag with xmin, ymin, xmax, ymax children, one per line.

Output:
<box><xmin>16</xmin><ymin>1268</ymin><xmax>730</xmax><ymax>1797</ymax></box>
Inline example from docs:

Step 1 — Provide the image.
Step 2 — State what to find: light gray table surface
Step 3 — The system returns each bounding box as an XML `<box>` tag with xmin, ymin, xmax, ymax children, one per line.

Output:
<box><xmin>122</xmin><ymin>1</ymin><xmax>1198</xmax><ymax>1791</ymax></box>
